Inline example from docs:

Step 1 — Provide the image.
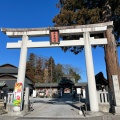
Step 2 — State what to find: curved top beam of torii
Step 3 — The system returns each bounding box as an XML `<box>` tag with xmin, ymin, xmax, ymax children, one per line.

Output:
<box><xmin>1</xmin><ymin>21</ymin><xmax>113</xmax><ymax>38</ymax></box>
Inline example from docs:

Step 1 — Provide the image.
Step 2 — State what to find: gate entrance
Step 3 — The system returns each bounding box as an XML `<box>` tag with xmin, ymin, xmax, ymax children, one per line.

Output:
<box><xmin>1</xmin><ymin>21</ymin><xmax>113</xmax><ymax>112</ymax></box>
<box><xmin>58</xmin><ymin>76</ymin><xmax>75</xmax><ymax>98</ymax></box>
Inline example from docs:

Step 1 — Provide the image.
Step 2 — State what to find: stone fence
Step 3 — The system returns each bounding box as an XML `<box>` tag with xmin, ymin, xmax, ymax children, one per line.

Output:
<box><xmin>5</xmin><ymin>90</ymin><xmax>111</xmax><ymax>113</ymax></box>
<box><xmin>97</xmin><ymin>90</ymin><xmax>110</xmax><ymax>112</ymax></box>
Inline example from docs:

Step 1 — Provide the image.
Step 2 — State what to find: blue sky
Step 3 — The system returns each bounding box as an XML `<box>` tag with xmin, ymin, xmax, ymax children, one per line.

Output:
<box><xmin>0</xmin><ymin>0</ymin><xmax>120</xmax><ymax>82</ymax></box>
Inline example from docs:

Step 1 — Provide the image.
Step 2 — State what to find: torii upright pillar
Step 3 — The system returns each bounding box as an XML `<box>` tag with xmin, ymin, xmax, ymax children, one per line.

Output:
<box><xmin>17</xmin><ymin>35</ymin><xmax>28</xmax><ymax>89</ymax></box>
<box><xmin>84</xmin><ymin>32</ymin><xmax>99</xmax><ymax>111</ymax></box>
<box><xmin>1</xmin><ymin>21</ymin><xmax>113</xmax><ymax>112</ymax></box>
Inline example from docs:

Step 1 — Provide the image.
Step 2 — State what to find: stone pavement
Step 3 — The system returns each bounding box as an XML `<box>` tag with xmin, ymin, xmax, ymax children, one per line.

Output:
<box><xmin>1</xmin><ymin>114</ymin><xmax>120</xmax><ymax>120</ymax></box>
<box><xmin>0</xmin><ymin>97</ymin><xmax>120</xmax><ymax>120</ymax></box>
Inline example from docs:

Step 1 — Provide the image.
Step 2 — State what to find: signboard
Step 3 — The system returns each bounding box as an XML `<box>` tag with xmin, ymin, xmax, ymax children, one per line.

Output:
<box><xmin>77</xmin><ymin>88</ymin><xmax>81</xmax><ymax>94</ymax></box>
<box><xmin>13</xmin><ymin>82</ymin><xmax>22</xmax><ymax>107</ymax></box>
<box><xmin>33</xmin><ymin>90</ymin><xmax>37</xmax><ymax>98</ymax></box>
<box><xmin>50</xmin><ymin>30</ymin><xmax>60</xmax><ymax>44</ymax></box>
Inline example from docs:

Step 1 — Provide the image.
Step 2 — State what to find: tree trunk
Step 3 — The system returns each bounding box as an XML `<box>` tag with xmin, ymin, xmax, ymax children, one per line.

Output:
<box><xmin>104</xmin><ymin>26</ymin><xmax>120</xmax><ymax>91</ymax></box>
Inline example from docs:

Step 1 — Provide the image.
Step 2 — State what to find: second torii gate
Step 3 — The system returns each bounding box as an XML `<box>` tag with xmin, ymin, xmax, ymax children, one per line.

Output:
<box><xmin>1</xmin><ymin>21</ymin><xmax>113</xmax><ymax>112</ymax></box>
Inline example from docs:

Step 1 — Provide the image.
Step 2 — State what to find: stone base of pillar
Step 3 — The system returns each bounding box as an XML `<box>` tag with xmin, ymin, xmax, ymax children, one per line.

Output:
<box><xmin>24</xmin><ymin>104</ymin><xmax>29</xmax><ymax>113</ymax></box>
<box><xmin>13</xmin><ymin>106</ymin><xmax>20</xmax><ymax>112</ymax></box>
<box><xmin>99</xmin><ymin>104</ymin><xmax>110</xmax><ymax>112</ymax></box>
<box><xmin>85</xmin><ymin>111</ymin><xmax>104</xmax><ymax>117</ymax></box>
<box><xmin>78</xmin><ymin>110</ymin><xmax>83</xmax><ymax>115</ymax></box>
<box><xmin>112</xmin><ymin>105</ymin><xmax>120</xmax><ymax>115</ymax></box>
<box><xmin>7</xmin><ymin>111</ymin><xmax>26</xmax><ymax>116</ymax></box>
<box><xmin>6</xmin><ymin>104</ymin><xmax>29</xmax><ymax>116</ymax></box>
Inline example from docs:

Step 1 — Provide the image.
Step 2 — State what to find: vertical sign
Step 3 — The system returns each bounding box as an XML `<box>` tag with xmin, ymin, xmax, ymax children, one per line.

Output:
<box><xmin>13</xmin><ymin>82</ymin><xmax>22</xmax><ymax>107</ymax></box>
<box><xmin>77</xmin><ymin>88</ymin><xmax>81</xmax><ymax>94</ymax></box>
<box><xmin>50</xmin><ymin>30</ymin><xmax>60</xmax><ymax>44</ymax></box>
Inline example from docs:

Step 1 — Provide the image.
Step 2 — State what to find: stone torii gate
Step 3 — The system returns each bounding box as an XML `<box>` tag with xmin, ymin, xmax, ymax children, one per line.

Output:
<box><xmin>1</xmin><ymin>21</ymin><xmax>113</xmax><ymax>112</ymax></box>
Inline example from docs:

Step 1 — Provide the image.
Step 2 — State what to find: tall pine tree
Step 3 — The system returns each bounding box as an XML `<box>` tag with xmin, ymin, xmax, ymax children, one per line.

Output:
<box><xmin>53</xmin><ymin>0</ymin><xmax>120</xmax><ymax>89</ymax></box>
<box><xmin>26</xmin><ymin>53</ymin><xmax>36</xmax><ymax>82</ymax></box>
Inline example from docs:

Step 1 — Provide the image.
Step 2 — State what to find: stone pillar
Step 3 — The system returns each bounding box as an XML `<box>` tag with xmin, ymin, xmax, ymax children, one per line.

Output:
<box><xmin>112</xmin><ymin>75</ymin><xmax>120</xmax><ymax>114</ymax></box>
<box><xmin>84</xmin><ymin>32</ymin><xmax>99</xmax><ymax>112</ymax></box>
<box><xmin>24</xmin><ymin>87</ymin><xmax>30</xmax><ymax>113</ymax></box>
<box><xmin>17</xmin><ymin>35</ymin><xmax>28</xmax><ymax>87</ymax></box>
<box><xmin>17</xmin><ymin>34</ymin><xmax>28</xmax><ymax>110</ymax></box>
<box><xmin>6</xmin><ymin>93</ymin><xmax>14</xmax><ymax>112</ymax></box>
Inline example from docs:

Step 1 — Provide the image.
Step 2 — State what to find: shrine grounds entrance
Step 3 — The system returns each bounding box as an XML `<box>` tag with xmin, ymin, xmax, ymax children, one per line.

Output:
<box><xmin>2</xmin><ymin>21</ymin><xmax>120</xmax><ymax>115</ymax></box>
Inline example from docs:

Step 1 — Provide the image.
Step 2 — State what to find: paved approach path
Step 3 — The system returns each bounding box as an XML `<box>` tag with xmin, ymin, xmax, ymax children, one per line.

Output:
<box><xmin>27</xmin><ymin>97</ymin><xmax>85</xmax><ymax>118</ymax></box>
<box><xmin>1</xmin><ymin>97</ymin><xmax>120</xmax><ymax>120</ymax></box>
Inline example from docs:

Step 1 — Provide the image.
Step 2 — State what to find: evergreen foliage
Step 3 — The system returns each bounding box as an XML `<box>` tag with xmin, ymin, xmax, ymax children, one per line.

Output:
<box><xmin>53</xmin><ymin>0</ymin><xmax>120</xmax><ymax>54</ymax></box>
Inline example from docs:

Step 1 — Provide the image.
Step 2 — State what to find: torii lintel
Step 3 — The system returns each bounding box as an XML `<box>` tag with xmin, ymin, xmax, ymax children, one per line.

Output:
<box><xmin>1</xmin><ymin>21</ymin><xmax>113</xmax><ymax>38</ymax></box>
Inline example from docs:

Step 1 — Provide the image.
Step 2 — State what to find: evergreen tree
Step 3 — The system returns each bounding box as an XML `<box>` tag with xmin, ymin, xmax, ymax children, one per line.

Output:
<box><xmin>48</xmin><ymin>56</ymin><xmax>56</xmax><ymax>83</ymax></box>
<box><xmin>53</xmin><ymin>0</ymin><xmax>120</xmax><ymax>89</ymax></box>
<box><xmin>26</xmin><ymin>53</ymin><xmax>36</xmax><ymax>82</ymax></box>
<box><xmin>43</xmin><ymin>59</ymin><xmax>49</xmax><ymax>83</ymax></box>
<box><xmin>35</xmin><ymin>57</ymin><xmax>44</xmax><ymax>83</ymax></box>
<box><xmin>53</xmin><ymin>0</ymin><xmax>120</xmax><ymax>39</ymax></box>
<box><xmin>55</xmin><ymin>63</ymin><xmax>64</xmax><ymax>83</ymax></box>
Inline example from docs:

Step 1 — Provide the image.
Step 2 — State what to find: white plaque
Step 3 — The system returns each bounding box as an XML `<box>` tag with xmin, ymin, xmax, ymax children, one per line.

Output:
<box><xmin>33</xmin><ymin>90</ymin><xmax>37</xmax><ymax>98</ymax></box>
<box><xmin>77</xmin><ymin>88</ymin><xmax>81</xmax><ymax>94</ymax></box>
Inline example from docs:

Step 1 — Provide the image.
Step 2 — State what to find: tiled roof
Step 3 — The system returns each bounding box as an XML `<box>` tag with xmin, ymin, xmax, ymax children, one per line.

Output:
<box><xmin>1</xmin><ymin>80</ymin><xmax>33</xmax><ymax>89</ymax></box>
<box><xmin>95</xmin><ymin>72</ymin><xmax>108</xmax><ymax>86</ymax></box>
<box><xmin>0</xmin><ymin>68</ymin><xmax>18</xmax><ymax>74</ymax></box>
<box><xmin>74</xmin><ymin>82</ymin><xmax>87</xmax><ymax>87</ymax></box>
<box><xmin>35</xmin><ymin>83</ymin><xmax>58</xmax><ymax>88</ymax></box>
<box><xmin>0</xmin><ymin>63</ymin><xmax>34</xmax><ymax>87</ymax></box>
<box><xmin>0</xmin><ymin>74</ymin><xmax>34</xmax><ymax>89</ymax></box>
<box><xmin>1</xmin><ymin>80</ymin><xmax>16</xmax><ymax>89</ymax></box>
<box><xmin>0</xmin><ymin>63</ymin><xmax>17</xmax><ymax>68</ymax></box>
<box><xmin>34</xmin><ymin>82</ymin><xmax>87</xmax><ymax>88</ymax></box>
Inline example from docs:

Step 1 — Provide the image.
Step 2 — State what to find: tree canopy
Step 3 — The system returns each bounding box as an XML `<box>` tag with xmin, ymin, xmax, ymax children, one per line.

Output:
<box><xmin>53</xmin><ymin>0</ymin><xmax>120</xmax><ymax>54</ymax></box>
<box><xmin>26</xmin><ymin>53</ymin><xmax>81</xmax><ymax>83</ymax></box>
<box><xmin>52</xmin><ymin>0</ymin><xmax>120</xmax><ymax>89</ymax></box>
